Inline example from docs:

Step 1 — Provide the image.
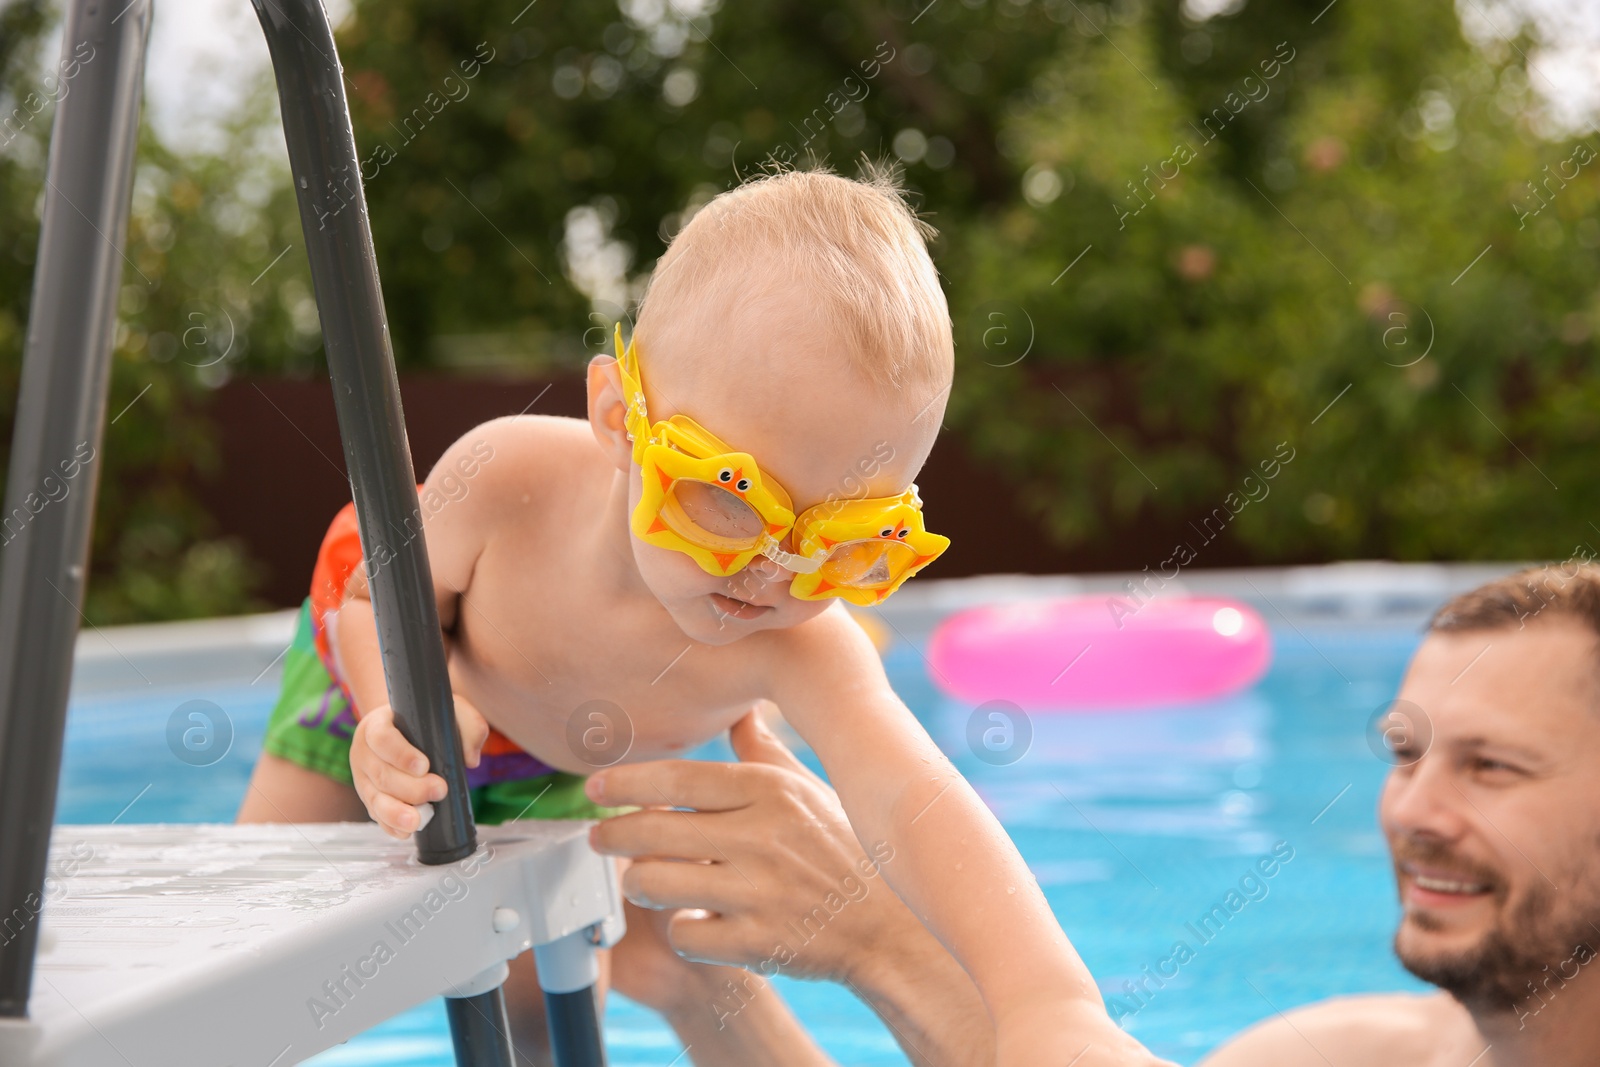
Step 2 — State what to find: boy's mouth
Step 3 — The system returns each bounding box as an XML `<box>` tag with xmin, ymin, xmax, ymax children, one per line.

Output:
<box><xmin>710</xmin><ymin>592</ymin><xmax>772</xmax><ymax>620</ymax></box>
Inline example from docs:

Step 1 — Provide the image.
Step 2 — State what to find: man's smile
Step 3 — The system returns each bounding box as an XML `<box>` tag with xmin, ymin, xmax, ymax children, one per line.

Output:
<box><xmin>1401</xmin><ymin>862</ymin><xmax>1494</xmax><ymax>907</ymax></box>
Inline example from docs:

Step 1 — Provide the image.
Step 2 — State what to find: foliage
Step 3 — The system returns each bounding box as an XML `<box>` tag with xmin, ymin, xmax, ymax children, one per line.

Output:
<box><xmin>337</xmin><ymin>0</ymin><xmax>1600</xmax><ymax>564</ymax></box>
<box><xmin>0</xmin><ymin>1</ymin><xmax>293</xmax><ymax>623</ymax></box>
<box><xmin>332</xmin><ymin>0</ymin><xmax>1071</xmax><ymax>369</ymax></box>
<box><xmin>946</xmin><ymin>0</ymin><xmax>1600</xmax><ymax>563</ymax></box>
<box><xmin>4</xmin><ymin>0</ymin><xmax>1598</xmax><ymax>627</ymax></box>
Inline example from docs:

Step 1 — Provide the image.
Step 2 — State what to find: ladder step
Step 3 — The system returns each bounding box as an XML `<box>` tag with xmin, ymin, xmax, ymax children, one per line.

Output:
<box><xmin>0</xmin><ymin>821</ymin><xmax>620</xmax><ymax>1067</ymax></box>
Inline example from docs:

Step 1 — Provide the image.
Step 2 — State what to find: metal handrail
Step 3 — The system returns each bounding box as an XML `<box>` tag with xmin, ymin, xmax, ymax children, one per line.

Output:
<box><xmin>249</xmin><ymin>0</ymin><xmax>517</xmax><ymax>1062</ymax></box>
<box><xmin>0</xmin><ymin>0</ymin><xmax>153</xmax><ymax>1019</ymax></box>
<box><xmin>0</xmin><ymin>0</ymin><xmax>608</xmax><ymax>1062</ymax></box>
<box><xmin>250</xmin><ymin>1</ymin><xmax>607</xmax><ymax>1062</ymax></box>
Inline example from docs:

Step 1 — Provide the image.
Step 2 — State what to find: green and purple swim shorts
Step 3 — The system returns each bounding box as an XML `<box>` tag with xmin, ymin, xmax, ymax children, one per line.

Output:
<box><xmin>262</xmin><ymin>599</ymin><xmax>614</xmax><ymax>826</ymax></box>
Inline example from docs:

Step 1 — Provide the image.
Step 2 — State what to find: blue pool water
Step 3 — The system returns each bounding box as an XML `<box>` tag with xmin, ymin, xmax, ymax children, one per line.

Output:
<box><xmin>56</xmin><ymin>617</ymin><xmax>1431</xmax><ymax>1064</ymax></box>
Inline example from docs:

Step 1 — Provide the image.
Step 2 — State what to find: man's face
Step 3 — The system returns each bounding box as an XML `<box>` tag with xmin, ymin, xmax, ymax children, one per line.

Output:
<box><xmin>1379</xmin><ymin>618</ymin><xmax>1600</xmax><ymax>1013</ymax></box>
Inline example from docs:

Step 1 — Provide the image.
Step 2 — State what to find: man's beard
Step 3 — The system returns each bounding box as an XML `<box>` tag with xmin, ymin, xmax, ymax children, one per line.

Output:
<box><xmin>1393</xmin><ymin>837</ymin><xmax>1600</xmax><ymax>1014</ymax></box>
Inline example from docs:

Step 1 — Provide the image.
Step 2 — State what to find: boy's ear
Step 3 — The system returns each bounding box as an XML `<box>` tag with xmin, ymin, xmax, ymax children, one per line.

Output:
<box><xmin>587</xmin><ymin>355</ymin><xmax>633</xmax><ymax>473</ymax></box>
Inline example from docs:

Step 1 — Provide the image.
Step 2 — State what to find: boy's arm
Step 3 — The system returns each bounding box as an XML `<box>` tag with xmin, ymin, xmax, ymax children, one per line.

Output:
<box><xmin>335</xmin><ymin>423</ymin><xmax>505</xmax><ymax>836</ymax></box>
<box><xmin>769</xmin><ymin>611</ymin><xmax>1164</xmax><ymax>1066</ymax></box>
<box><xmin>331</xmin><ymin>424</ymin><xmax>500</xmax><ymax>717</ymax></box>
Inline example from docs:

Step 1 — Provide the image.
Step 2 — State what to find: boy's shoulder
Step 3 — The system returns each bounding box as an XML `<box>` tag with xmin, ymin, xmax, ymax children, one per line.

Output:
<box><xmin>462</xmin><ymin>413</ymin><xmax>595</xmax><ymax>462</ymax></box>
<box><xmin>446</xmin><ymin>414</ymin><xmax>600</xmax><ymax>488</ymax></box>
<box><xmin>757</xmin><ymin>603</ymin><xmax>895</xmax><ymax>703</ymax></box>
<box><xmin>427</xmin><ymin>414</ymin><xmax>602</xmax><ymax>527</ymax></box>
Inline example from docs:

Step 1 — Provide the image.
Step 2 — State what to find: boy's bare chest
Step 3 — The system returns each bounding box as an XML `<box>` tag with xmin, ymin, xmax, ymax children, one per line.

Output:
<box><xmin>443</xmin><ymin>551</ymin><xmax>767</xmax><ymax>770</ymax></box>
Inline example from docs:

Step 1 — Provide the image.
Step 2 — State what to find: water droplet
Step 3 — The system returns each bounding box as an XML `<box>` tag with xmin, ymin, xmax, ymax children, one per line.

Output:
<box><xmin>299</xmin><ymin>176</ymin><xmax>308</xmax><ymax>189</ymax></box>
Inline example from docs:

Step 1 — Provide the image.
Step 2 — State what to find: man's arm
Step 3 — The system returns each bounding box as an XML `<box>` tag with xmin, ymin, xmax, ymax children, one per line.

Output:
<box><xmin>591</xmin><ymin>713</ymin><xmax>995</xmax><ymax>1066</ymax></box>
<box><xmin>660</xmin><ymin>972</ymin><xmax>835</xmax><ymax>1067</ymax></box>
<box><xmin>617</xmin><ymin>902</ymin><xmax>839</xmax><ymax>1067</ymax></box>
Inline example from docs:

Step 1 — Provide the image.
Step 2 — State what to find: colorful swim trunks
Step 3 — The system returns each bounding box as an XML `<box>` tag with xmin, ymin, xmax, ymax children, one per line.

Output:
<box><xmin>261</xmin><ymin>497</ymin><xmax>614</xmax><ymax>826</ymax></box>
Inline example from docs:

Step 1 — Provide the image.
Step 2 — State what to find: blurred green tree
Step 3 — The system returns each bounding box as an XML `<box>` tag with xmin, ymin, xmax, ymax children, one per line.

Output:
<box><xmin>337</xmin><ymin>0</ymin><xmax>1600</xmax><ymax>565</ymax></box>
<box><xmin>332</xmin><ymin>0</ymin><xmax>1071</xmax><ymax>369</ymax></box>
<box><xmin>5</xmin><ymin>0</ymin><xmax>1599</xmax><ymax>628</ymax></box>
<box><xmin>947</xmin><ymin>0</ymin><xmax>1600</xmax><ymax>563</ymax></box>
<box><xmin>0</xmin><ymin>0</ymin><xmax>310</xmax><ymax>622</ymax></box>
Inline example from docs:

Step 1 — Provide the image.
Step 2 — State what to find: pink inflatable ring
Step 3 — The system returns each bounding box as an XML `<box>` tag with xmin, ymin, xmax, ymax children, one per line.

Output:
<box><xmin>927</xmin><ymin>595</ymin><xmax>1272</xmax><ymax>710</ymax></box>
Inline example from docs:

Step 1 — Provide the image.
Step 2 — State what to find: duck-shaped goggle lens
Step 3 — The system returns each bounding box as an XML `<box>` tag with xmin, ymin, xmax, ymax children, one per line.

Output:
<box><xmin>614</xmin><ymin>325</ymin><xmax>949</xmax><ymax>605</ymax></box>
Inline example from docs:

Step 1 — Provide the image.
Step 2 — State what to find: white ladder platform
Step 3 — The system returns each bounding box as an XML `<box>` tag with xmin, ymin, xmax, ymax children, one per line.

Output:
<box><xmin>0</xmin><ymin>821</ymin><xmax>623</xmax><ymax>1067</ymax></box>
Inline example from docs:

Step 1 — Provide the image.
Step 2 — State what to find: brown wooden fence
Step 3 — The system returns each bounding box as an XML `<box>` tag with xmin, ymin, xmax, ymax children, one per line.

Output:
<box><xmin>194</xmin><ymin>373</ymin><xmax>1266</xmax><ymax>608</ymax></box>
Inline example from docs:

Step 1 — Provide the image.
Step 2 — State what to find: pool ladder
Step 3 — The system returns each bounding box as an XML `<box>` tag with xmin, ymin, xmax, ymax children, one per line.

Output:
<box><xmin>0</xmin><ymin>2</ymin><xmax>618</xmax><ymax>1064</ymax></box>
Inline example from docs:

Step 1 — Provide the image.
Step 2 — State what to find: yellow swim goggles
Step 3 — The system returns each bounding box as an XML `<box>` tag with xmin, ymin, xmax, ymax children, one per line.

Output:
<box><xmin>614</xmin><ymin>324</ymin><xmax>949</xmax><ymax>605</ymax></box>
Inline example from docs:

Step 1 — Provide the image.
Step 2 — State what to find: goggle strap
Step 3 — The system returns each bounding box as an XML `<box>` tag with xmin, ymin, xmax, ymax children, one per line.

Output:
<box><xmin>616</xmin><ymin>324</ymin><xmax>655</xmax><ymax>463</ymax></box>
<box><xmin>758</xmin><ymin>535</ymin><xmax>821</xmax><ymax>574</ymax></box>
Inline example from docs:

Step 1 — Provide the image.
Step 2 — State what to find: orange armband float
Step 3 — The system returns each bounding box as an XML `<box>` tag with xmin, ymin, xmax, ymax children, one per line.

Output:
<box><xmin>307</xmin><ymin>493</ymin><xmax>378</xmax><ymax>695</ymax></box>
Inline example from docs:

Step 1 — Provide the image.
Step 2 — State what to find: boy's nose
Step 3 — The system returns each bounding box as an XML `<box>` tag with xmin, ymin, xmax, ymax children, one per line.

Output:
<box><xmin>745</xmin><ymin>555</ymin><xmax>787</xmax><ymax>583</ymax></box>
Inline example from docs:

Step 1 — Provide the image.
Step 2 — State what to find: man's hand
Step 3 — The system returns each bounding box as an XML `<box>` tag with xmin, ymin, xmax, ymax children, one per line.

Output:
<box><xmin>350</xmin><ymin>694</ymin><xmax>488</xmax><ymax>838</ymax></box>
<box><xmin>588</xmin><ymin>709</ymin><xmax>998</xmax><ymax>1066</ymax></box>
<box><xmin>587</xmin><ymin>707</ymin><xmax>900</xmax><ymax>983</ymax></box>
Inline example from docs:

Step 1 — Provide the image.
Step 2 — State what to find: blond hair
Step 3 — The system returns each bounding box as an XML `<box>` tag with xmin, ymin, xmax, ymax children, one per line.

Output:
<box><xmin>634</xmin><ymin>162</ymin><xmax>953</xmax><ymax>397</ymax></box>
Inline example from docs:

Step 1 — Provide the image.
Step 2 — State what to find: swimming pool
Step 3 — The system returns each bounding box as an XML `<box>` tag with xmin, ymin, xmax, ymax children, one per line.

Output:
<box><xmin>55</xmin><ymin>578</ymin><xmax>1446</xmax><ymax>1065</ymax></box>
